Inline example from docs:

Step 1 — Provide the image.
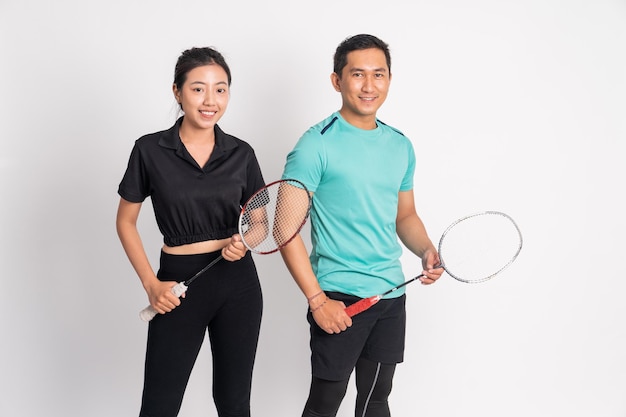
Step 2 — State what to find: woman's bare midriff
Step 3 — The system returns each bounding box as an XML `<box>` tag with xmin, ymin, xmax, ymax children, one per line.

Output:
<box><xmin>162</xmin><ymin>238</ymin><xmax>230</xmax><ymax>255</ymax></box>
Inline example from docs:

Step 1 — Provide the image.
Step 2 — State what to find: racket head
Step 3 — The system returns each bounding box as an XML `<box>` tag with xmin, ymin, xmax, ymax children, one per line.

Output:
<box><xmin>238</xmin><ymin>179</ymin><xmax>311</xmax><ymax>254</ymax></box>
<box><xmin>438</xmin><ymin>211</ymin><xmax>523</xmax><ymax>283</ymax></box>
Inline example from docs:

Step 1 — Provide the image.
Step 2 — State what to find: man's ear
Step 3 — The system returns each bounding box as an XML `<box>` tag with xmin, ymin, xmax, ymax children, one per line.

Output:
<box><xmin>330</xmin><ymin>72</ymin><xmax>341</xmax><ymax>92</ymax></box>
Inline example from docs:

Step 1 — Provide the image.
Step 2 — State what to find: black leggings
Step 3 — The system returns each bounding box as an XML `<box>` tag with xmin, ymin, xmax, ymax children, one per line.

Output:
<box><xmin>302</xmin><ymin>357</ymin><xmax>396</xmax><ymax>417</ymax></box>
<box><xmin>139</xmin><ymin>251</ymin><xmax>263</xmax><ymax>417</ymax></box>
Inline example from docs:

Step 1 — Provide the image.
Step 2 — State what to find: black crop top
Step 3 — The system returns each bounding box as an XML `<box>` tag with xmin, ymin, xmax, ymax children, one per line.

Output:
<box><xmin>118</xmin><ymin>117</ymin><xmax>265</xmax><ymax>247</ymax></box>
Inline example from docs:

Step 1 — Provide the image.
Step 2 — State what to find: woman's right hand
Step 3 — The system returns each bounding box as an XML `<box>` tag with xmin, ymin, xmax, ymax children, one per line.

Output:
<box><xmin>145</xmin><ymin>279</ymin><xmax>183</xmax><ymax>314</ymax></box>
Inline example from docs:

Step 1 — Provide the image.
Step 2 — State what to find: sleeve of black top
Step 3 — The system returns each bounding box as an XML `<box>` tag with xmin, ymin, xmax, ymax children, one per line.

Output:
<box><xmin>117</xmin><ymin>141</ymin><xmax>150</xmax><ymax>203</ymax></box>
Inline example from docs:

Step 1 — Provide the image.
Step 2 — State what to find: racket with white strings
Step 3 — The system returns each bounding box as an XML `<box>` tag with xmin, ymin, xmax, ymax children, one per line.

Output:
<box><xmin>344</xmin><ymin>211</ymin><xmax>523</xmax><ymax>317</ymax></box>
<box><xmin>140</xmin><ymin>178</ymin><xmax>311</xmax><ymax>321</ymax></box>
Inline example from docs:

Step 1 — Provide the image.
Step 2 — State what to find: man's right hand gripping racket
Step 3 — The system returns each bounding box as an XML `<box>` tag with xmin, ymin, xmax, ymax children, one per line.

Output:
<box><xmin>345</xmin><ymin>211</ymin><xmax>523</xmax><ymax>317</ymax></box>
<box><xmin>139</xmin><ymin>179</ymin><xmax>311</xmax><ymax>321</ymax></box>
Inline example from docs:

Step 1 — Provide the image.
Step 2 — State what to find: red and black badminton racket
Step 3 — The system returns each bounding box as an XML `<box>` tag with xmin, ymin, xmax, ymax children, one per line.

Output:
<box><xmin>140</xmin><ymin>178</ymin><xmax>311</xmax><ymax>321</ymax></box>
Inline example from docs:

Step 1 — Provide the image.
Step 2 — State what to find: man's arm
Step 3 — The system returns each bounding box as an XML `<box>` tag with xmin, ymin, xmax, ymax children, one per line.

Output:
<box><xmin>396</xmin><ymin>190</ymin><xmax>443</xmax><ymax>284</ymax></box>
<box><xmin>279</xmin><ymin>233</ymin><xmax>352</xmax><ymax>334</ymax></box>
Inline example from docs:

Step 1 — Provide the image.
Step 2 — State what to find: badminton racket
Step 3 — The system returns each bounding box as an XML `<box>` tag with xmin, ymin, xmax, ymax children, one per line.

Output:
<box><xmin>140</xmin><ymin>178</ymin><xmax>311</xmax><ymax>321</ymax></box>
<box><xmin>344</xmin><ymin>211</ymin><xmax>523</xmax><ymax>317</ymax></box>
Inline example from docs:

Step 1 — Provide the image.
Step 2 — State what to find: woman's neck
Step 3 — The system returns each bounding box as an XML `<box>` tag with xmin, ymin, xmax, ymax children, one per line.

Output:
<box><xmin>179</xmin><ymin>120</ymin><xmax>215</xmax><ymax>145</ymax></box>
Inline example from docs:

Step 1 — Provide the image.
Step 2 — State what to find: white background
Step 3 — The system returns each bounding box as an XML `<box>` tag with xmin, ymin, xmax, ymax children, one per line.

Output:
<box><xmin>1</xmin><ymin>0</ymin><xmax>625</xmax><ymax>416</ymax></box>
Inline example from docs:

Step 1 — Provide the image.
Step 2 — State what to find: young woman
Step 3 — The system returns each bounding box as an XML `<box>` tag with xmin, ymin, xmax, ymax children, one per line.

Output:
<box><xmin>117</xmin><ymin>47</ymin><xmax>265</xmax><ymax>417</ymax></box>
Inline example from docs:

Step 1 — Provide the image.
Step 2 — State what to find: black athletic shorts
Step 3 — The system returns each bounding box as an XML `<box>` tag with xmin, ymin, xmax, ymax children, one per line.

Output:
<box><xmin>307</xmin><ymin>291</ymin><xmax>406</xmax><ymax>381</ymax></box>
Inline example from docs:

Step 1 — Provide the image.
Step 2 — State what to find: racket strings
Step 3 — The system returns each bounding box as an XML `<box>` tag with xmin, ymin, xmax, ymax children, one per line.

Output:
<box><xmin>240</xmin><ymin>180</ymin><xmax>311</xmax><ymax>254</ymax></box>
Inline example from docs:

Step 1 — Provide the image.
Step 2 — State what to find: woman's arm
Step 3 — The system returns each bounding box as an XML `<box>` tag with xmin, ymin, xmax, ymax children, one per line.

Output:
<box><xmin>116</xmin><ymin>198</ymin><xmax>181</xmax><ymax>314</ymax></box>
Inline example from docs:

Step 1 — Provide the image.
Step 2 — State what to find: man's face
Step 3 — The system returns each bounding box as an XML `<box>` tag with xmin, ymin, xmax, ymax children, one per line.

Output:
<box><xmin>331</xmin><ymin>48</ymin><xmax>391</xmax><ymax>129</ymax></box>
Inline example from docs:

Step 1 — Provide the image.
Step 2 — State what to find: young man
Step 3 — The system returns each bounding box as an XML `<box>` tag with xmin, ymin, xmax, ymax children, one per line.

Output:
<box><xmin>279</xmin><ymin>34</ymin><xmax>444</xmax><ymax>417</ymax></box>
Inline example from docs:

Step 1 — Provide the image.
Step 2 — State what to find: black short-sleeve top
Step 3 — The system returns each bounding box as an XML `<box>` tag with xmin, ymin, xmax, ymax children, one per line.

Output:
<box><xmin>118</xmin><ymin>117</ymin><xmax>265</xmax><ymax>247</ymax></box>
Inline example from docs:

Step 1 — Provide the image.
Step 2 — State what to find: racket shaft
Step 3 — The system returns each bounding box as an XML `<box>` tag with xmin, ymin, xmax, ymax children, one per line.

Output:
<box><xmin>345</xmin><ymin>295</ymin><xmax>382</xmax><ymax>317</ymax></box>
<box><xmin>344</xmin><ymin>273</ymin><xmax>428</xmax><ymax>317</ymax></box>
<box><xmin>139</xmin><ymin>282</ymin><xmax>188</xmax><ymax>322</ymax></box>
<box><xmin>185</xmin><ymin>255</ymin><xmax>223</xmax><ymax>286</ymax></box>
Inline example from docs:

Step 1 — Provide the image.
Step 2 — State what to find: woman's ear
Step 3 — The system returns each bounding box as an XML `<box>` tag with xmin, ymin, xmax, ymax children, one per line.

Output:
<box><xmin>172</xmin><ymin>84</ymin><xmax>181</xmax><ymax>104</ymax></box>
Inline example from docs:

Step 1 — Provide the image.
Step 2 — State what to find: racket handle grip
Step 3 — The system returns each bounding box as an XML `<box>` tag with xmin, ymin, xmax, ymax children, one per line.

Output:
<box><xmin>139</xmin><ymin>282</ymin><xmax>188</xmax><ymax>322</ymax></box>
<box><xmin>344</xmin><ymin>295</ymin><xmax>382</xmax><ymax>317</ymax></box>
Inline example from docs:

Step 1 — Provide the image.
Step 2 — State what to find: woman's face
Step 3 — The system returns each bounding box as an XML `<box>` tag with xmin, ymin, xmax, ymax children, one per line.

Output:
<box><xmin>173</xmin><ymin>63</ymin><xmax>230</xmax><ymax>131</ymax></box>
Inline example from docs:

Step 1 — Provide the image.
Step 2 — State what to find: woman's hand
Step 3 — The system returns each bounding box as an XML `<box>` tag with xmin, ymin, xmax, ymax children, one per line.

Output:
<box><xmin>221</xmin><ymin>234</ymin><xmax>248</xmax><ymax>261</ymax></box>
<box><xmin>145</xmin><ymin>279</ymin><xmax>183</xmax><ymax>314</ymax></box>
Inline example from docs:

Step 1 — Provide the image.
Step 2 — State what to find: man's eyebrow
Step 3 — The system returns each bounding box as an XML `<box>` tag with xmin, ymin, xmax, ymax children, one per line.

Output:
<box><xmin>349</xmin><ymin>67</ymin><xmax>388</xmax><ymax>73</ymax></box>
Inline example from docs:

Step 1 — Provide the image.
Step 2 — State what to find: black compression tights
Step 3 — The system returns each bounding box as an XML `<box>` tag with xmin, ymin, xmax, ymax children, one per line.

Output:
<box><xmin>302</xmin><ymin>358</ymin><xmax>396</xmax><ymax>417</ymax></box>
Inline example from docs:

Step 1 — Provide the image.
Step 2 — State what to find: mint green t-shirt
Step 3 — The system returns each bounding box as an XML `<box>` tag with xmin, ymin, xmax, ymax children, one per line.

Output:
<box><xmin>282</xmin><ymin>112</ymin><xmax>416</xmax><ymax>298</ymax></box>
